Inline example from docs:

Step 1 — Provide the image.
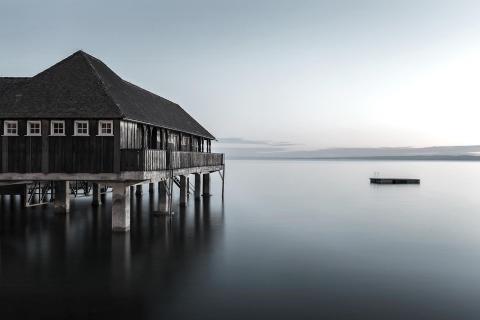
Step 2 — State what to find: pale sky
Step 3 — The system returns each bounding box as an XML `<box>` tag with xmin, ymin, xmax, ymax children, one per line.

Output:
<box><xmin>1</xmin><ymin>0</ymin><xmax>480</xmax><ymax>149</ymax></box>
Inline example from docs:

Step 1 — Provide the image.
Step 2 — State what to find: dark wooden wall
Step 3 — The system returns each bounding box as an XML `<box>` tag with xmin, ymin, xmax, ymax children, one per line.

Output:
<box><xmin>0</xmin><ymin>119</ymin><xmax>114</xmax><ymax>173</ymax></box>
<box><xmin>0</xmin><ymin>119</ymin><xmax>212</xmax><ymax>174</ymax></box>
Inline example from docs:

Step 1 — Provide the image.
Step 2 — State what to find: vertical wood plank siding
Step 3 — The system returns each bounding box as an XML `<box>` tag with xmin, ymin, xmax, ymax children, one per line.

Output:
<box><xmin>0</xmin><ymin>119</ymin><xmax>115</xmax><ymax>173</ymax></box>
<box><xmin>120</xmin><ymin>149</ymin><xmax>167</xmax><ymax>171</ymax></box>
<box><xmin>119</xmin><ymin>120</ymin><xmax>205</xmax><ymax>152</ymax></box>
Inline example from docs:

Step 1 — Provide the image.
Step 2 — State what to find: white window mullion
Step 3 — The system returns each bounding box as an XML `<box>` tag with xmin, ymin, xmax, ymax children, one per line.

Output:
<box><xmin>27</xmin><ymin>121</ymin><xmax>42</xmax><ymax>136</ymax></box>
<box><xmin>50</xmin><ymin>120</ymin><xmax>65</xmax><ymax>136</ymax></box>
<box><xmin>3</xmin><ymin>121</ymin><xmax>18</xmax><ymax>136</ymax></box>
<box><xmin>74</xmin><ymin>120</ymin><xmax>89</xmax><ymax>136</ymax></box>
<box><xmin>98</xmin><ymin>120</ymin><xmax>113</xmax><ymax>136</ymax></box>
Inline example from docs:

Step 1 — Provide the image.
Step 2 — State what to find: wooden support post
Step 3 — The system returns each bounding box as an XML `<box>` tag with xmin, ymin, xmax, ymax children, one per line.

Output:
<box><xmin>135</xmin><ymin>184</ymin><xmax>143</xmax><ymax>197</ymax></box>
<box><xmin>149</xmin><ymin>182</ymin><xmax>155</xmax><ymax>194</ymax></box>
<box><xmin>194</xmin><ymin>173</ymin><xmax>201</xmax><ymax>200</ymax></box>
<box><xmin>158</xmin><ymin>180</ymin><xmax>171</xmax><ymax>213</ymax></box>
<box><xmin>1</xmin><ymin>136</ymin><xmax>7</xmax><ymax>173</ymax></box>
<box><xmin>113</xmin><ymin>120</ymin><xmax>121</xmax><ymax>173</ymax></box>
<box><xmin>222</xmin><ymin>164</ymin><xmax>225</xmax><ymax>200</ymax></box>
<box><xmin>41</xmin><ymin>120</ymin><xmax>49</xmax><ymax>173</ymax></box>
<box><xmin>169</xmin><ymin>177</ymin><xmax>174</xmax><ymax>215</ymax></box>
<box><xmin>21</xmin><ymin>184</ymin><xmax>28</xmax><ymax>208</ymax></box>
<box><xmin>180</xmin><ymin>175</ymin><xmax>188</xmax><ymax>207</ymax></box>
<box><xmin>54</xmin><ymin>181</ymin><xmax>70</xmax><ymax>214</ymax></box>
<box><xmin>157</xmin><ymin>181</ymin><xmax>163</xmax><ymax>193</ymax></box>
<box><xmin>111</xmin><ymin>182</ymin><xmax>130</xmax><ymax>232</ymax></box>
<box><xmin>202</xmin><ymin>173</ymin><xmax>210</xmax><ymax>196</ymax></box>
<box><xmin>92</xmin><ymin>183</ymin><xmax>101</xmax><ymax>207</ymax></box>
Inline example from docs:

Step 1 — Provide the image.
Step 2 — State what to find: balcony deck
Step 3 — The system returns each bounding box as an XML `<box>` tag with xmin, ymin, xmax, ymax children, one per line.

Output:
<box><xmin>121</xmin><ymin>150</ymin><xmax>224</xmax><ymax>171</ymax></box>
<box><xmin>0</xmin><ymin>150</ymin><xmax>225</xmax><ymax>183</ymax></box>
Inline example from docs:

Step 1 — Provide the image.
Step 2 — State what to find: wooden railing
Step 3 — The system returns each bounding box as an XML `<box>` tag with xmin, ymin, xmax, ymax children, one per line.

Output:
<box><xmin>121</xmin><ymin>150</ymin><xmax>224</xmax><ymax>171</ymax></box>
<box><xmin>168</xmin><ymin>151</ymin><xmax>224</xmax><ymax>169</ymax></box>
<box><xmin>121</xmin><ymin>149</ymin><xmax>167</xmax><ymax>171</ymax></box>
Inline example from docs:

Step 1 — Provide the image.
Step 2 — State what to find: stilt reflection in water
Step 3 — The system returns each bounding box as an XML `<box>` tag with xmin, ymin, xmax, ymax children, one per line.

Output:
<box><xmin>0</xmin><ymin>188</ymin><xmax>225</xmax><ymax>320</ymax></box>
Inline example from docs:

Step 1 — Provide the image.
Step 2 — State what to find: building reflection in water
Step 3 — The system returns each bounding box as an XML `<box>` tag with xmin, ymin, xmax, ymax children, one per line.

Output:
<box><xmin>0</xmin><ymin>191</ymin><xmax>225</xmax><ymax>319</ymax></box>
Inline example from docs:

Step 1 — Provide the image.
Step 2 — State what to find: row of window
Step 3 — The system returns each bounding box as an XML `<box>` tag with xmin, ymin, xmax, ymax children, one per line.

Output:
<box><xmin>2</xmin><ymin>120</ymin><xmax>113</xmax><ymax>137</ymax></box>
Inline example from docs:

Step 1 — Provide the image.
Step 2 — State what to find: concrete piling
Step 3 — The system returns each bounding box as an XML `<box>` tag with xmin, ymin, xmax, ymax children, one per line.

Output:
<box><xmin>194</xmin><ymin>173</ymin><xmax>201</xmax><ymax>200</ymax></box>
<box><xmin>158</xmin><ymin>180</ymin><xmax>171</xmax><ymax>213</ymax></box>
<box><xmin>111</xmin><ymin>183</ymin><xmax>131</xmax><ymax>232</ymax></box>
<box><xmin>180</xmin><ymin>175</ymin><xmax>188</xmax><ymax>207</ymax></box>
<box><xmin>54</xmin><ymin>181</ymin><xmax>71</xmax><ymax>213</ymax></box>
<box><xmin>92</xmin><ymin>183</ymin><xmax>101</xmax><ymax>207</ymax></box>
<box><xmin>135</xmin><ymin>184</ymin><xmax>143</xmax><ymax>197</ymax></box>
<box><xmin>202</xmin><ymin>173</ymin><xmax>210</xmax><ymax>196</ymax></box>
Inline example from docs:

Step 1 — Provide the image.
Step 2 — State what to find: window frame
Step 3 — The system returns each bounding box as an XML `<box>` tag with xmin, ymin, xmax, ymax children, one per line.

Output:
<box><xmin>74</xmin><ymin>120</ymin><xmax>89</xmax><ymax>136</ymax></box>
<box><xmin>26</xmin><ymin>120</ymin><xmax>42</xmax><ymax>136</ymax></box>
<box><xmin>3</xmin><ymin>120</ymin><xmax>19</xmax><ymax>136</ymax></box>
<box><xmin>50</xmin><ymin>120</ymin><xmax>66</xmax><ymax>136</ymax></box>
<box><xmin>97</xmin><ymin>120</ymin><xmax>114</xmax><ymax>136</ymax></box>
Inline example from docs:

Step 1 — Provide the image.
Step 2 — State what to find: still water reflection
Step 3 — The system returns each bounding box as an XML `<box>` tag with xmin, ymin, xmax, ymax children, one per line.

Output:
<box><xmin>0</xmin><ymin>187</ymin><xmax>224</xmax><ymax>319</ymax></box>
<box><xmin>2</xmin><ymin>160</ymin><xmax>480</xmax><ymax>319</ymax></box>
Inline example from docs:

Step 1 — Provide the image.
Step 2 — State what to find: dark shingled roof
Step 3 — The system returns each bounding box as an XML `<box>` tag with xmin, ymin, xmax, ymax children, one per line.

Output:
<box><xmin>0</xmin><ymin>77</ymin><xmax>30</xmax><ymax>95</ymax></box>
<box><xmin>0</xmin><ymin>51</ymin><xmax>215</xmax><ymax>139</ymax></box>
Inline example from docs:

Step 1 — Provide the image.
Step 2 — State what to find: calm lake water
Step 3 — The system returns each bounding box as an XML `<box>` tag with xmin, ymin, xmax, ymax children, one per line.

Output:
<box><xmin>2</xmin><ymin>160</ymin><xmax>480</xmax><ymax>319</ymax></box>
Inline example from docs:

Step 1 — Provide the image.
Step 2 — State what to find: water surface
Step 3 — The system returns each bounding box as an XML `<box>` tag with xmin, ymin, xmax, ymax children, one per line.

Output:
<box><xmin>2</xmin><ymin>160</ymin><xmax>480</xmax><ymax>319</ymax></box>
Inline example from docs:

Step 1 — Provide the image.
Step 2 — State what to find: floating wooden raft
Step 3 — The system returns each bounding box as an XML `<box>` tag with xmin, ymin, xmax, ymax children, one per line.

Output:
<box><xmin>370</xmin><ymin>178</ymin><xmax>420</xmax><ymax>184</ymax></box>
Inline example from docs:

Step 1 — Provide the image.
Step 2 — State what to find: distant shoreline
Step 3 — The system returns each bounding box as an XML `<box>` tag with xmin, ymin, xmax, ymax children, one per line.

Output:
<box><xmin>226</xmin><ymin>155</ymin><xmax>480</xmax><ymax>161</ymax></box>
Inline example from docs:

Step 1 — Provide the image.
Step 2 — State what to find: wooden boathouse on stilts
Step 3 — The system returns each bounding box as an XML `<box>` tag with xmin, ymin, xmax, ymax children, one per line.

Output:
<box><xmin>0</xmin><ymin>50</ymin><xmax>225</xmax><ymax>232</ymax></box>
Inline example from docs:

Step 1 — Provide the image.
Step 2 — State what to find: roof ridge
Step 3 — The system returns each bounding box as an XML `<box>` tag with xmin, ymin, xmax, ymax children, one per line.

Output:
<box><xmin>31</xmin><ymin>50</ymin><xmax>83</xmax><ymax>79</ymax></box>
<box><xmin>79</xmin><ymin>51</ymin><xmax>125</xmax><ymax>118</ymax></box>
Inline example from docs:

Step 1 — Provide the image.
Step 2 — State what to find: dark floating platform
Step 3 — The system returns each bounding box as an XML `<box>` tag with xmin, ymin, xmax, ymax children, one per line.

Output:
<box><xmin>370</xmin><ymin>178</ymin><xmax>420</xmax><ymax>185</ymax></box>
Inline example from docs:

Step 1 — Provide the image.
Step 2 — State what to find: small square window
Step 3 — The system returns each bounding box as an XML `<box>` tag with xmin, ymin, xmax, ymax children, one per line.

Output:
<box><xmin>74</xmin><ymin>121</ymin><xmax>89</xmax><ymax>136</ymax></box>
<box><xmin>27</xmin><ymin>121</ymin><xmax>41</xmax><ymax>136</ymax></box>
<box><xmin>50</xmin><ymin>121</ymin><xmax>65</xmax><ymax>136</ymax></box>
<box><xmin>4</xmin><ymin>121</ymin><xmax>18</xmax><ymax>136</ymax></box>
<box><xmin>98</xmin><ymin>120</ymin><xmax>113</xmax><ymax>136</ymax></box>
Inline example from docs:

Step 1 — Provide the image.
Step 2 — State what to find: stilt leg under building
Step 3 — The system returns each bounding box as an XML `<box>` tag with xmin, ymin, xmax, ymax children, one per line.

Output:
<box><xmin>92</xmin><ymin>183</ymin><xmax>101</xmax><ymax>207</ymax></box>
<box><xmin>21</xmin><ymin>184</ymin><xmax>27</xmax><ymax>207</ymax></box>
<box><xmin>202</xmin><ymin>173</ymin><xmax>210</xmax><ymax>196</ymax></box>
<box><xmin>194</xmin><ymin>173</ymin><xmax>201</xmax><ymax>200</ymax></box>
<box><xmin>111</xmin><ymin>183</ymin><xmax>131</xmax><ymax>232</ymax></box>
<box><xmin>149</xmin><ymin>182</ymin><xmax>155</xmax><ymax>194</ymax></box>
<box><xmin>135</xmin><ymin>184</ymin><xmax>143</xmax><ymax>197</ymax></box>
<box><xmin>219</xmin><ymin>164</ymin><xmax>225</xmax><ymax>200</ymax></box>
<box><xmin>158</xmin><ymin>180</ymin><xmax>171</xmax><ymax>214</ymax></box>
<box><xmin>180</xmin><ymin>175</ymin><xmax>188</xmax><ymax>207</ymax></box>
<box><xmin>54</xmin><ymin>181</ymin><xmax>70</xmax><ymax>213</ymax></box>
